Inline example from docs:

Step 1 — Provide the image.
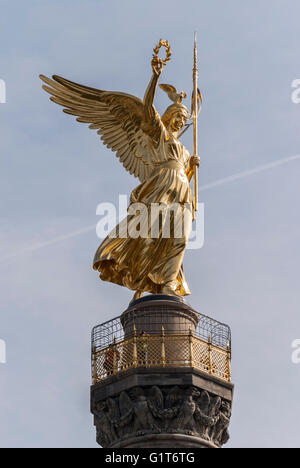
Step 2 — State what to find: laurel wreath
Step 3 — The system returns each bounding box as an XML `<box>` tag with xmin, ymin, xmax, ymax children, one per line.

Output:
<box><xmin>153</xmin><ymin>39</ymin><xmax>172</xmax><ymax>66</ymax></box>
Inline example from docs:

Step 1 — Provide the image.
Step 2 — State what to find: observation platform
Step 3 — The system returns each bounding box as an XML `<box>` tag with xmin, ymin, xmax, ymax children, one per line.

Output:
<box><xmin>90</xmin><ymin>295</ymin><xmax>233</xmax><ymax>448</ymax></box>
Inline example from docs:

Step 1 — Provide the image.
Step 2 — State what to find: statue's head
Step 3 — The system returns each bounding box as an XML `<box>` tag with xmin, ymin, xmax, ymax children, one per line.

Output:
<box><xmin>162</xmin><ymin>103</ymin><xmax>189</xmax><ymax>133</ymax></box>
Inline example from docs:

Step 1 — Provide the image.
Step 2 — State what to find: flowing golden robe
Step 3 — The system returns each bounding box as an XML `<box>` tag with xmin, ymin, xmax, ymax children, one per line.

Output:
<box><xmin>39</xmin><ymin>70</ymin><xmax>193</xmax><ymax>296</ymax></box>
<box><xmin>93</xmin><ymin>126</ymin><xmax>192</xmax><ymax>296</ymax></box>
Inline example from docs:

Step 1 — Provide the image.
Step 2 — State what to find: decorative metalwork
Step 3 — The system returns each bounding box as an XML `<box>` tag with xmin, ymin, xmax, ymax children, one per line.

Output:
<box><xmin>91</xmin><ymin>309</ymin><xmax>231</xmax><ymax>384</ymax></box>
<box><xmin>92</xmin><ymin>331</ymin><xmax>231</xmax><ymax>384</ymax></box>
<box><xmin>153</xmin><ymin>39</ymin><xmax>171</xmax><ymax>67</ymax></box>
<box><xmin>92</xmin><ymin>307</ymin><xmax>231</xmax><ymax>351</ymax></box>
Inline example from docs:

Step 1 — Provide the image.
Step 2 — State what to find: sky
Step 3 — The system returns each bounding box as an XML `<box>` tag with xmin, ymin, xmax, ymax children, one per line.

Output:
<box><xmin>0</xmin><ymin>0</ymin><xmax>300</xmax><ymax>448</ymax></box>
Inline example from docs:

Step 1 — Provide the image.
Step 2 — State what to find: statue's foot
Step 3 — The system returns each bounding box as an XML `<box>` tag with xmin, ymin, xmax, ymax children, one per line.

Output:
<box><xmin>130</xmin><ymin>290</ymin><xmax>144</xmax><ymax>304</ymax></box>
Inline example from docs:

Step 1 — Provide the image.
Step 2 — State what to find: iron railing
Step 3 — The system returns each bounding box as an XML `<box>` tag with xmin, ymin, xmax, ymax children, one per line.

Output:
<box><xmin>92</xmin><ymin>306</ymin><xmax>231</xmax><ymax>351</ymax></box>
<box><xmin>91</xmin><ymin>308</ymin><xmax>231</xmax><ymax>384</ymax></box>
<box><xmin>92</xmin><ymin>327</ymin><xmax>231</xmax><ymax>384</ymax></box>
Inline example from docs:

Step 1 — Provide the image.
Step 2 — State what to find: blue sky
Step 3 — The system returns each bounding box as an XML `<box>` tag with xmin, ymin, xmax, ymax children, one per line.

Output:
<box><xmin>0</xmin><ymin>0</ymin><xmax>300</xmax><ymax>447</ymax></box>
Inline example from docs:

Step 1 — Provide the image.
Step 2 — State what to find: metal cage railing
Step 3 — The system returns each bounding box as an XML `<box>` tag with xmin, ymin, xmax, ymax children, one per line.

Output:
<box><xmin>91</xmin><ymin>307</ymin><xmax>231</xmax><ymax>384</ymax></box>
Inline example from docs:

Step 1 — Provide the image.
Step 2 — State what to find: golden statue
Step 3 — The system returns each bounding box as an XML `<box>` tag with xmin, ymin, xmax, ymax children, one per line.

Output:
<box><xmin>40</xmin><ymin>39</ymin><xmax>201</xmax><ymax>302</ymax></box>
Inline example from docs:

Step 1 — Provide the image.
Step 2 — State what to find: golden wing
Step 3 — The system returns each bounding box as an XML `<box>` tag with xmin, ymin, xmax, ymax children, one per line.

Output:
<box><xmin>40</xmin><ymin>74</ymin><xmax>156</xmax><ymax>182</ymax></box>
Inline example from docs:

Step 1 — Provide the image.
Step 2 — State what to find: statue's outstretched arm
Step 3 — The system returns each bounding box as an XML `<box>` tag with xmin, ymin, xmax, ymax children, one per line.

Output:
<box><xmin>143</xmin><ymin>58</ymin><xmax>163</xmax><ymax>128</ymax></box>
<box><xmin>143</xmin><ymin>57</ymin><xmax>163</xmax><ymax>136</ymax></box>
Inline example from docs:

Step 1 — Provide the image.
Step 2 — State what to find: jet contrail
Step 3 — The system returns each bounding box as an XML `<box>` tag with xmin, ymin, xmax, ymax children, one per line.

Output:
<box><xmin>1</xmin><ymin>153</ymin><xmax>300</xmax><ymax>263</ymax></box>
<box><xmin>0</xmin><ymin>225</ymin><xmax>95</xmax><ymax>263</ymax></box>
<box><xmin>199</xmin><ymin>154</ymin><xmax>300</xmax><ymax>191</ymax></box>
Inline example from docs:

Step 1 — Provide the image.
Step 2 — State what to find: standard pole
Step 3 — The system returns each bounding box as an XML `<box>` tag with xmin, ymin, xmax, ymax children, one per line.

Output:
<box><xmin>193</xmin><ymin>32</ymin><xmax>199</xmax><ymax>214</ymax></box>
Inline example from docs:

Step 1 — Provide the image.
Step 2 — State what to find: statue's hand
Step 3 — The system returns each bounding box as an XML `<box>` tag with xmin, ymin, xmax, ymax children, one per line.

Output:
<box><xmin>189</xmin><ymin>156</ymin><xmax>200</xmax><ymax>168</ymax></box>
<box><xmin>151</xmin><ymin>57</ymin><xmax>163</xmax><ymax>77</ymax></box>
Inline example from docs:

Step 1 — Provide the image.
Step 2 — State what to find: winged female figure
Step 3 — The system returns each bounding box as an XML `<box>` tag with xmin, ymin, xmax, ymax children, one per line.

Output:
<box><xmin>40</xmin><ymin>41</ymin><xmax>199</xmax><ymax>303</ymax></box>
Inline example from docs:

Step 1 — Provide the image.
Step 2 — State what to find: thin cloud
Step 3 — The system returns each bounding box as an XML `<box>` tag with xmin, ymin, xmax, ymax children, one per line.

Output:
<box><xmin>200</xmin><ymin>154</ymin><xmax>300</xmax><ymax>191</ymax></box>
<box><xmin>0</xmin><ymin>225</ymin><xmax>95</xmax><ymax>263</ymax></box>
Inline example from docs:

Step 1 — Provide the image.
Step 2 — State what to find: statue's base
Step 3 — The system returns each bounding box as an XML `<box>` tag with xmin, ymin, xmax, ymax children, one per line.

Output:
<box><xmin>91</xmin><ymin>297</ymin><xmax>233</xmax><ymax>448</ymax></box>
<box><xmin>121</xmin><ymin>294</ymin><xmax>199</xmax><ymax>337</ymax></box>
<box><xmin>129</xmin><ymin>294</ymin><xmax>188</xmax><ymax>307</ymax></box>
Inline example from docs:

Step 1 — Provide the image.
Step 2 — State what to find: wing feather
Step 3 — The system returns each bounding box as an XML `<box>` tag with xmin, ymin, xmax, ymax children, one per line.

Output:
<box><xmin>40</xmin><ymin>74</ymin><xmax>161</xmax><ymax>182</ymax></box>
